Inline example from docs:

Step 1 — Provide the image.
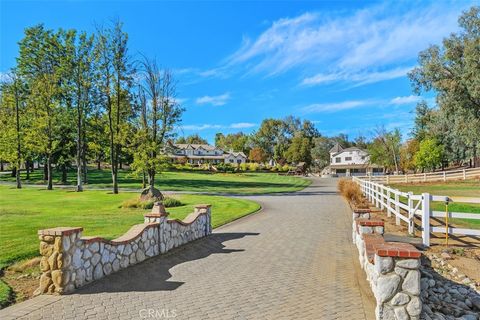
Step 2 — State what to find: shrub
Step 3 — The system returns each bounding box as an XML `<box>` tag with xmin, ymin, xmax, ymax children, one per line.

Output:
<box><xmin>163</xmin><ymin>197</ymin><xmax>183</xmax><ymax>208</ymax></box>
<box><xmin>282</xmin><ymin>164</ymin><xmax>290</xmax><ymax>172</ymax></box>
<box><xmin>248</xmin><ymin>163</ymin><xmax>259</xmax><ymax>171</ymax></box>
<box><xmin>121</xmin><ymin>198</ymin><xmax>154</xmax><ymax>209</ymax></box>
<box><xmin>239</xmin><ymin>163</ymin><xmax>248</xmax><ymax>171</ymax></box>
<box><xmin>338</xmin><ymin>179</ymin><xmax>369</xmax><ymax>208</ymax></box>
<box><xmin>121</xmin><ymin>196</ymin><xmax>183</xmax><ymax>209</ymax></box>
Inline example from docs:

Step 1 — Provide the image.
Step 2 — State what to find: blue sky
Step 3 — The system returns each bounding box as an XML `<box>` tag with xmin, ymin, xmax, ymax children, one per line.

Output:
<box><xmin>0</xmin><ymin>0</ymin><xmax>475</xmax><ymax>143</ymax></box>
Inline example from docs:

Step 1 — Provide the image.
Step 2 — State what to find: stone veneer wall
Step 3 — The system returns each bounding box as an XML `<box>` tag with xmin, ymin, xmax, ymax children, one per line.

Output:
<box><xmin>36</xmin><ymin>203</ymin><xmax>212</xmax><ymax>295</ymax></box>
<box><xmin>352</xmin><ymin>210</ymin><xmax>422</xmax><ymax>320</ymax></box>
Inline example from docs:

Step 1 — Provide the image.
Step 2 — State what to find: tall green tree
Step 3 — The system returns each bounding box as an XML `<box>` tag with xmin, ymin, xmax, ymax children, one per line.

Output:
<box><xmin>95</xmin><ymin>21</ymin><xmax>133</xmax><ymax>194</ymax></box>
<box><xmin>131</xmin><ymin>56</ymin><xmax>184</xmax><ymax>197</ymax></box>
<box><xmin>17</xmin><ymin>25</ymin><xmax>64</xmax><ymax>190</ymax></box>
<box><xmin>177</xmin><ymin>134</ymin><xmax>208</xmax><ymax>145</ymax></box>
<box><xmin>368</xmin><ymin>128</ymin><xmax>402</xmax><ymax>173</ymax></box>
<box><xmin>409</xmin><ymin>6</ymin><xmax>480</xmax><ymax>167</ymax></box>
<box><xmin>414</xmin><ymin>138</ymin><xmax>444</xmax><ymax>171</ymax></box>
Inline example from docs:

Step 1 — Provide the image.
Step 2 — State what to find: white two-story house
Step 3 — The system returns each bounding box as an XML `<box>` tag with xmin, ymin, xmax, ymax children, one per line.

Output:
<box><xmin>327</xmin><ymin>143</ymin><xmax>383</xmax><ymax>176</ymax></box>
<box><xmin>168</xmin><ymin>143</ymin><xmax>247</xmax><ymax>165</ymax></box>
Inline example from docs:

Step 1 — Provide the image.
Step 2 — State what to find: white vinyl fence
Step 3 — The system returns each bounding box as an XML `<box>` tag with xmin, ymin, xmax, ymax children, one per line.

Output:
<box><xmin>358</xmin><ymin>167</ymin><xmax>480</xmax><ymax>184</ymax></box>
<box><xmin>352</xmin><ymin>177</ymin><xmax>480</xmax><ymax>247</ymax></box>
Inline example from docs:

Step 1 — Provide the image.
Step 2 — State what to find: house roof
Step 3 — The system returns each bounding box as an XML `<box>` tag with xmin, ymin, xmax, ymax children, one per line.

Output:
<box><xmin>173</xmin><ymin>143</ymin><xmax>217</xmax><ymax>151</ymax></box>
<box><xmin>329</xmin><ymin>143</ymin><xmax>343</xmax><ymax>153</ymax></box>
<box><xmin>331</xmin><ymin>147</ymin><xmax>368</xmax><ymax>158</ymax></box>
<box><xmin>226</xmin><ymin>151</ymin><xmax>247</xmax><ymax>158</ymax></box>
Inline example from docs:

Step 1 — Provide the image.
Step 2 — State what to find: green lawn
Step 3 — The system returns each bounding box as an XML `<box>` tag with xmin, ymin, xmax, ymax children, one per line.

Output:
<box><xmin>390</xmin><ymin>182</ymin><xmax>480</xmax><ymax>229</ymax></box>
<box><xmin>0</xmin><ymin>186</ymin><xmax>260</xmax><ymax>269</ymax></box>
<box><xmin>390</xmin><ymin>179</ymin><xmax>480</xmax><ymax>198</ymax></box>
<box><xmin>0</xmin><ymin>168</ymin><xmax>310</xmax><ymax>194</ymax></box>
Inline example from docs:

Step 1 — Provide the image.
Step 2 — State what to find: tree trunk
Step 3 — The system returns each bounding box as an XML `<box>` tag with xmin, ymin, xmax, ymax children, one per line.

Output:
<box><xmin>142</xmin><ymin>170</ymin><xmax>146</xmax><ymax>189</ymax></box>
<box><xmin>47</xmin><ymin>155</ymin><xmax>53</xmax><ymax>190</ymax></box>
<box><xmin>97</xmin><ymin>161</ymin><xmax>101</xmax><ymax>170</ymax></box>
<box><xmin>149</xmin><ymin>170</ymin><xmax>155</xmax><ymax>190</ymax></box>
<box><xmin>11</xmin><ymin>167</ymin><xmax>16</xmax><ymax>178</ymax></box>
<box><xmin>43</xmin><ymin>163</ymin><xmax>48</xmax><ymax>180</ymax></box>
<box><xmin>1</xmin><ymin>161</ymin><xmax>3</xmax><ymax>171</ymax></box>
<box><xmin>76</xmin><ymin>99</ymin><xmax>83</xmax><ymax>191</ymax></box>
<box><xmin>61</xmin><ymin>164</ymin><xmax>68</xmax><ymax>184</ymax></box>
<box><xmin>26</xmin><ymin>160</ymin><xmax>30</xmax><ymax>180</ymax></box>
<box><xmin>82</xmin><ymin>138</ymin><xmax>88</xmax><ymax>184</ymax></box>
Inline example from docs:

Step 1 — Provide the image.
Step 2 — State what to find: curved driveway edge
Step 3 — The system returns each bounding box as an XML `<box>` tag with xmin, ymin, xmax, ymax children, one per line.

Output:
<box><xmin>1</xmin><ymin>177</ymin><xmax>374</xmax><ymax>320</ymax></box>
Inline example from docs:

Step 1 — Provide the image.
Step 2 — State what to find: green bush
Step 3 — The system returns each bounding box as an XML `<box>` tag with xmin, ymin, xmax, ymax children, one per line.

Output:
<box><xmin>248</xmin><ymin>163</ymin><xmax>259</xmax><ymax>171</ymax></box>
<box><xmin>163</xmin><ymin>197</ymin><xmax>183</xmax><ymax>208</ymax></box>
<box><xmin>239</xmin><ymin>163</ymin><xmax>248</xmax><ymax>171</ymax></box>
<box><xmin>120</xmin><ymin>198</ymin><xmax>155</xmax><ymax>209</ymax></box>
<box><xmin>217</xmin><ymin>162</ymin><xmax>235</xmax><ymax>173</ymax></box>
<box><xmin>282</xmin><ymin>164</ymin><xmax>290</xmax><ymax>172</ymax></box>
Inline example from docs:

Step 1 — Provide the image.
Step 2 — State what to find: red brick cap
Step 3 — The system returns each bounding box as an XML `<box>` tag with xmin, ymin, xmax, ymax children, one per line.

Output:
<box><xmin>363</xmin><ymin>234</ymin><xmax>385</xmax><ymax>263</ymax></box>
<box><xmin>353</xmin><ymin>208</ymin><xmax>371</xmax><ymax>214</ymax></box>
<box><xmin>355</xmin><ymin>218</ymin><xmax>384</xmax><ymax>227</ymax></box>
<box><xmin>375</xmin><ymin>242</ymin><xmax>422</xmax><ymax>259</ymax></box>
<box><xmin>38</xmin><ymin>227</ymin><xmax>83</xmax><ymax>236</ymax></box>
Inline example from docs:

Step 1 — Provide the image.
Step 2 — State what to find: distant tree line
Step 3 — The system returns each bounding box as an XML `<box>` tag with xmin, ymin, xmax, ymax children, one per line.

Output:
<box><xmin>0</xmin><ymin>20</ymin><xmax>184</xmax><ymax>193</ymax></box>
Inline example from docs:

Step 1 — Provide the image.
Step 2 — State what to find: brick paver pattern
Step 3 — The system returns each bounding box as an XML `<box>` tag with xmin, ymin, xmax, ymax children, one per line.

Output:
<box><xmin>1</xmin><ymin>178</ymin><xmax>375</xmax><ymax>320</ymax></box>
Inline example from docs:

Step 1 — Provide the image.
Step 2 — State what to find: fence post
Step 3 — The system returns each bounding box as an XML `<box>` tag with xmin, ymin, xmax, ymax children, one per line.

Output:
<box><xmin>387</xmin><ymin>190</ymin><xmax>391</xmax><ymax>217</ymax></box>
<box><xmin>405</xmin><ymin>174</ymin><xmax>408</xmax><ymax>183</ymax></box>
<box><xmin>407</xmin><ymin>192</ymin><xmax>414</xmax><ymax>236</ymax></box>
<box><xmin>386</xmin><ymin>175</ymin><xmax>390</xmax><ymax>184</ymax></box>
<box><xmin>423</xmin><ymin>173</ymin><xmax>426</xmax><ymax>182</ymax></box>
<box><xmin>421</xmin><ymin>193</ymin><xmax>431</xmax><ymax>247</ymax></box>
<box><xmin>443</xmin><ymin>171</ymin><xmax>446</xmax><ymax>182</ymax></box>
<box><xmin>395</xmin><ymin>193</ymin><xmax>400</xmax><ymax>225</ymax></box>
<box><xmin>463</xmin><ymin>169</ymin><xmax>466</xmax><ymax>180</ymax></box>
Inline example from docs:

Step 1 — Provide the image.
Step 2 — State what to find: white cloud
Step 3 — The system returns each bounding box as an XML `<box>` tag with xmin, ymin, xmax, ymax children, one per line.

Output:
<box><xmin>230</xmin><ymin>122</ymin><xmax>256</xmax><ymax>129</ymax></box>
<box><xmin>302</xmin><ymin>66</ymin><xmax>413</xmax><ymax>87</ymax></box>
<box><xmin>195</xmin><ymin>93</ymin><xmax>231</xmax><ymax>106</ymax></box>
<box><xmin>226</xmin><ymin>2</ymin><xmax>469</xmax><ymax>86</ymax></box>
<box><xmin>390</xmin><ymin>95</ymin><xmax>421</xmax><ymax>105</ymax></box>
<box><xmin>181</xmin><ymin>122</ymin><xmax>257</xmax><ymax>131</ymax></box>
<box><xmin>301</xmin><ymin>100</ymin><xmax>371</xmax><ymax>114</ymax></box>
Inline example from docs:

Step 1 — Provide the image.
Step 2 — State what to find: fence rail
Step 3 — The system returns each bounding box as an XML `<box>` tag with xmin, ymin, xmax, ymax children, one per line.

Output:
<box><xmin>352</xmin><ymin>176</ymin><xmax>480</xmax><ymax>246</ymax></box>
<box><xmin>357</xmin><ymin>167</ymin><xmax>480</xmax><ymax>184</ymax></box>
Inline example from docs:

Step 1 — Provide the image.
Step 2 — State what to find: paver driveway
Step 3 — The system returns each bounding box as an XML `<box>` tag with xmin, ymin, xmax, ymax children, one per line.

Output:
<box><xmin>1</xmin><ymin>178</ymin><xmax>375</xmax><ymax>320</ymax></box>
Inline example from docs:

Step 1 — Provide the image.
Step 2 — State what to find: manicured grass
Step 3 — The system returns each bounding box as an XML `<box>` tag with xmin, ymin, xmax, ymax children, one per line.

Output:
<box><xmin>390</xmin><ymin>179</ymin><xmax>480</xmax><ymax>198</ymax></box>
<box><xmin>391</xmin><ymin>181</ymin><xmax>480</xmax><ymax>229</ymax></box>
<box><xmin>0</xmin><ymin>186</ymin><xmax>260</xmax><ymax>268</ymax></box>
<box><xmin>0</xmin><ymin>168</ymin><xmax>310</xmax><ymax>194</ymax></box>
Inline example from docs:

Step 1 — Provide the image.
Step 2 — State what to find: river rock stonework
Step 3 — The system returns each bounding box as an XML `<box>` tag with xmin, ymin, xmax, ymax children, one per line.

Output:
<box><xmin>352</xmin><ymin>211</ymin><xmax>422</xmax><ymax>320</ymax></box>
<box><xmin>36</xmin><ymin>203</ymin><xmax>212</xmax><ymax>295</ymax></box>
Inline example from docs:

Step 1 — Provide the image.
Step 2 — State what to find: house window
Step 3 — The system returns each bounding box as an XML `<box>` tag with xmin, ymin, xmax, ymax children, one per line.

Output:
<box><xmin>361</xmin><ymin>156</ymin><xmax>366</xmax><ymax>160</ymax></box>
<box><xmin>237</xmin><ymin>159</ymin><xmax>241</xmax><ymax>164</ymax></box>
<box><xmin>345</xmin><ymin>157</ymin><xmax>352</xmax><ymax>161</ymax></box>
<box><xmin>335</xmin><ymin>157</ymin><xmax>341</xmax><ymax>163</ymax></box>
<box><xmin>229</xmin><ymin>159</ymin><xmax>234</xmax><ymax>163</ymax></box>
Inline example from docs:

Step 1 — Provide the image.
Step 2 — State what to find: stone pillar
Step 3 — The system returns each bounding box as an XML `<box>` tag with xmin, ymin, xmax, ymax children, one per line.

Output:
<box><xmin>144</xmin><ymin>202</ymin><xmax>169</xmax><ymax>253</ymax></box>
<box><xmin>35</xmin><ymin>227</ymin><xmax>83</xmax><ymax>295</ymax></box>
<box><xmin>194</xmin><ymin>204</ymin><xmax>212</xmax><ymax>235</ymax></box>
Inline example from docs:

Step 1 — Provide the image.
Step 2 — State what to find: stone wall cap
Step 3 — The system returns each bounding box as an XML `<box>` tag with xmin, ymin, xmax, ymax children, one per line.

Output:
<box><xmin>375</xmin><ymin>242</ymin><xmax>421</xmax><ymax>259</ymax></box>
<box><xmin>353</xmin><ymin>208</ymin><xmax>371</xmax><ymax>213</ymax></box>
<box><xmin>355</xmin><ymin>218</ymin><xmax>384</xmax><ymax>227</ymax></box>
<box><xmin>38</xmin><ymin>227</ymin><xmax>83</xmax><ymax>236</ymax></box>
<box><xmin>194</xmin><ymin>204</ymin><xmax>212</xmax><ymax>208</ymax></box>
<box><xmin>144</xmin><ymin>212</ymin><xmax>169</xmax><ymax>218</ymax></box>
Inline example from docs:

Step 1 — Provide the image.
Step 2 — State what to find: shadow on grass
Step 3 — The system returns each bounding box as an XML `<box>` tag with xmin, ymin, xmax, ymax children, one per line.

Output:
<box><xmin>75</xmin><ymin>232</ymin><xmax>259</xmax><ymax>294</ymax></box>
